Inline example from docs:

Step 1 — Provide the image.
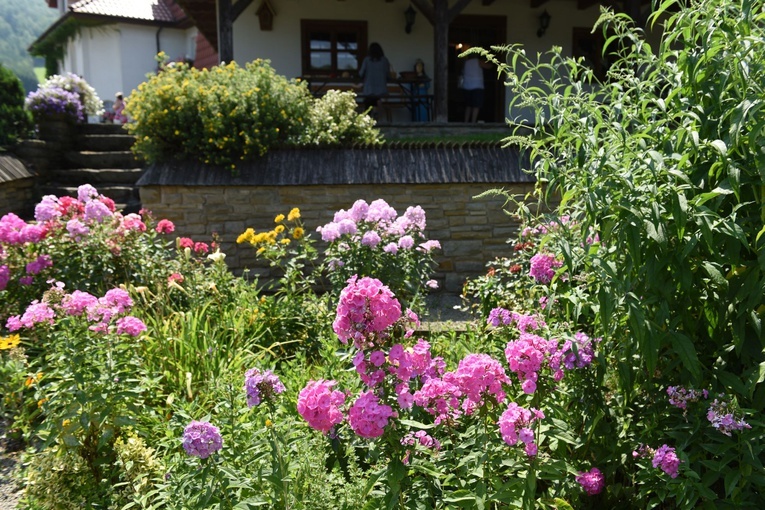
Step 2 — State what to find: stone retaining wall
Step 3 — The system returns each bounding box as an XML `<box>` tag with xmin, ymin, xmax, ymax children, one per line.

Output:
<box><xmin>138</xmin><ymin>145</ymin><xmax>535</xmax><ymax>293</ymax></box>
<box><xmin>0</xmin><ymin>154</ymin><xmax>36</xmax><ymax>218</ymax></box>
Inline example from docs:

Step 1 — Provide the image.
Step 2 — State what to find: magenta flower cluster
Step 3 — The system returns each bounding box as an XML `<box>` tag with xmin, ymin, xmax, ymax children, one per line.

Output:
<box><xmin>348</xmin><ymin>391</ymin><xmax>396</xmax><ymax>438</ymax></box>
<box><xmin>529</xmin><ymin>252</ymin><xmax>563</xmax><ymax>284</ymax></box>
<box><xmin>297</xmin><ymin>379</ymin><xmax>346</xmax><ymax>434</ymax></box>
<box><xmin>244</xmin><ymin>367</ymin><xmax>286</xmax><ymax>407</ymax></box>
<box><xmin>317</xmin><ymin>199</ymin><xmax>432</xmax><ymax>245</ymax></box>
<box><xmin>6</xmin><ymin>284</ymin><xmax>145</xmax><ymax>337</ymax></box>
<box><xmin>576</xmin><ymin>467</ymin><xmax>605</xmax><ymax>496</ymax></box>
<box><xmin>333</xmin><ymin>276</ymin><xmax>402</xmax><ymax>348</ymax></box>
<box><xmin>182</xmin><ymin>420</ymin><xmax>223</xmax><ymax>459</ymax></box>
<box><xmin>497</xmin><ymin>402</ymin><xmax>545</xmax><ymax>456</ymax></box>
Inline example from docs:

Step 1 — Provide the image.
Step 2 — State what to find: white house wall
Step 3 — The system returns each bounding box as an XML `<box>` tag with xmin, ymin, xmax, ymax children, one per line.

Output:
<box><xmin>230</xmin><ymin>0</ymin><xmax>608</xmax><ymax>122</ymax></box>
<box><xmin>58</xmin><ymin>23</ymin><xmax>196</xmax><ymax>112</ymax></box>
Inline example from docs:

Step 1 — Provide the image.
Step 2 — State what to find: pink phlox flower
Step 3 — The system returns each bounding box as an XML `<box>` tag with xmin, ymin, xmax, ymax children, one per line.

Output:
<box><xmin>667</xmin><ymin>386</ymin><xmax>708</xmax><ymax>411</ymax></box>
<box><xmin>361</xmin><ymin>230</ymin><xmax>381</xmax><ymax>247</ymax></box>
<box><xmin>0</xmin><ymin>213</ymin><xmax>28</xmax><ymax>244</ymax></box>
<box><xmin>403</xmin><ymin>205</ymin><xmax>427</xmax><ymax>231</ymax></box>
<box><xmin>348</xmin><ymin>390</ymin><xmax>396</xmax><ymax>438</ymax></box>
<box><xmin>115</xmin><ymin>316</ymin><xmax>147</xmax><ymax>337</ymax></box>
<box><xmin>418</xmin><ymin>240</ymin><xmax>441</xmax><ymax>253</ymax></box>
<box><xmin>505</xmin><ymin>333</ymin><xmax>549</xmax><ymax>393</ymax></box>
<box><xmin>155</xmin><ymin>219</ymin><xmax>175</xmax><ymax>234</ymax></box>
<box><xmin>337</xmin><ymin>218</ymin><xmax>357</xmax><ymax>235</ymax></box>
<box><xmin>100</xmin><ymin>288</ymin><xmax>133</xmax><ymax>313</ymax></box>
<box><xmin>244</xmin><ymin>368</ymin><xmax>286</xmax><ymax>407</ymax></box>
<box><xmin>178</xmin><ymin>237</ymin><xmax>194</xmax><ymax>249</ymax></box>
<box><xmin>576</xmin><ymin>467</ymin><xmax>605</xmax><ymax>495</ymax></box>
<box><xmin>401</xmin><ymin>430</ymin><xmax>441</xmax><ymax>463</ymax></box>
<box><xmin>194</xmin><ymin>242</ymin><xmax>209</xmax><ymax>254</ymax></box>
<box><xmin>297</xmin><ymin>379</ymin><xmax>346</xmax><ymax>434</ymax></box>
<box><xmin>20</xmin><ymin>224</ymin><xmax>46</xmax><ymax>243</ymax></box>
<box><xmin>529</xmin><ymin>252</ymin><xmax>563</xmax><ymax>284</ymax></box>
<box><xmin>317</xmin><ymin>222</ymin><xmax>341</xmax><ymax>242</ymax></box>
<box><xmin>14</xmin><ymin>300</ymin><xmax>56</xmax><ymax>329</ymax></box>
<box><xmin>652</xmin><ymin>444</ymin><xmax>681</xmax><ymax>478</ymax></box>
<box><xmin>26</xmin><ymin>255</ymin><xmax>53</xmax><ymax>275</ymax></box>
<box><xmin>497</xmin><ymin>402</ymin><xmax>543</xmax><ymax>455</ymax></box>
<box><xmin>511</xmin><ymin>312</ymin><xmax>545</xmax><ymax>332</ymax></box>
<box><xmin>333</xmin><ymin>276</ymin><xmax>402</xmax><ymax>348</ymax></box>
<box><xmin>383</xmin><ymin>242</ymin><xmax>398</xmax><ymax>254</ymax></box>
<box><xmin>121</xmin><ymin>213</ymin><xmax>146</xmax><ymax>232</ymax></box>
<box><xmin>60</xmin><ymin>290</ymin><xmax>98</xmax><ymax>316</ymax></box>
<box><xmin>413</xmin><ymin>377</ymin><xmax>462</xmax><ymax>425</ymax></box>
<box><xmin>349</xmin><ymin>199</ymin><xmax>369</xmax><ymax>222</ymax></box>
<box><xmin>451</xmin><ymin>353</ymin><xmax>509</xmax><ymax>411</ymax></box>
<box><xmin>366</xmin><ymin>199</ymin><xmax>398</xmax><ymax>223</ymax></box>
<box><xmin>398</xmin><ymin>235</ymin><xmax>415</xmax><ymax>250</ymax></box>
<box><xmin>182</xmin><ymin>420</ymin><xmax>223</xmax><ymax>459</ymax></box>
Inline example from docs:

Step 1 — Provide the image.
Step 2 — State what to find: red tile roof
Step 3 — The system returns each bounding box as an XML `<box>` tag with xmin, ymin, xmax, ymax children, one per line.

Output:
<box><xmin>68</xmin><ymin>0</ymin><xmax>184</xmax><ymax>23</ymax></box>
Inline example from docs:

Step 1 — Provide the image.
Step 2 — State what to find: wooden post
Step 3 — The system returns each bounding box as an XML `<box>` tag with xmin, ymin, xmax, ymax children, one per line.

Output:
<box><xmin>218</xmin><ymin>0</ymin><xmax>233</xmax><ymax>63</ymax></box>
<box><xmin>433</xmin><ymin>0</ymin><xmax>449</xmax><ymax>123</ymax></box>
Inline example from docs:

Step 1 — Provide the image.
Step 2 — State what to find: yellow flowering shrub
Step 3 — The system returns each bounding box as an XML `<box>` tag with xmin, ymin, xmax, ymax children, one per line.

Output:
<box><xmin>126</xmin><ymin>58</ymin><xmax>381</xmax><ymax>169</ymax></box>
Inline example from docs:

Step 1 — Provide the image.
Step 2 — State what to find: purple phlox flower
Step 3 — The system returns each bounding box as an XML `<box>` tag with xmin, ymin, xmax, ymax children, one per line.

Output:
<box><xmin>383</xmin><ymin>242</ymin><xmax>398</xmax><ymax>254</ymax></box>
<box><xmin>182</xmin><ymin>421</ymin><xmax>223</xmax><ymax>459</ymax></box>
<box><xmin>0</xmin><ymin>213</ymin><xmax>29</xmax><ymax>244</ymax></box>
<box><xmin>667</xmin><ymin>386</ymin><xmax>708</xmax><ymax>411</ymax></box>
<box><xmin>349</xmin><ymin>199</ymin><xmax>369</xmax><ymax>222</ymax></box>
<box><xmin>20</xmin><ymin>224</ymin><xmax>46</xmax><ymax>243</ymax></box>
<box><xmin>0</xmin><ymin>265</ymin><xmax>9</xmax><ymax>291</ymax></box>
<box><xmin>77</xmin><ymin>184</ymin><xmax>99</xmax><ymax>203</ymax></box>
<box><xmin>66</xmin><ymin>218</ymin><xmax>90</xmax><ymax>239</ymax></box>
<box><xmin>244</xmin><ymin>368</ymin><xmax>286</xmax><ymax>407</ymax></box>
<box><xmin>26</xmin><ymin>255</ymin><xmax>53</xmax><ymax>275</ymax></box>
<box><xmin>337</xmin><ymin>218</ymin><xmax>357</xmax><ymax>235</ymax></box>
<box><xmin>487</xmin><ymin>307</ymin><xmax>513</xmax><ymax>327</ymax></box>
<box><xmin>413</xmin><ymin>377</ymin><xmax>462</xmax><ymax>425</ymax></box>
<box><xmin>35</xmin><ymin>195</ymin><xmax>62</xmax><ymax>222</ymax></box>
<box><xmin>13</xmin><ymin>300</ymin><xmax>56</xmax><ymax>329</ymax></box>
<box><xmin>706</xmin><ymin>396</ymin><xmax>751</xmax><ymax>435</ymax></box>
<box><xmin>84</xmin><ymin>199</ymin><xmax>112</xmax><ymax>223</ymax></box>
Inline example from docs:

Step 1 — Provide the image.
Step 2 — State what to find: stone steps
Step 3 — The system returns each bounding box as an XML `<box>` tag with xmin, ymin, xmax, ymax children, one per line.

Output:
<box><xmin>77</xmin><ymin>134</ymin><xmax>136</xmax><ymax>152</ymax></box>
<box><xmin>65</xmin><ymin>150</ymin><xmax>142</xmax><ymax>169</ymax></box>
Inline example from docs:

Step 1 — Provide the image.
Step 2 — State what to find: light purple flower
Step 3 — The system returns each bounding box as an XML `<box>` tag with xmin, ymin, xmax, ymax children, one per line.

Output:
<box><xmin>34</xmin><ymin>195</ymin><xmax>62</xmax><ymax>222</ymax></box>
<box><xmin>244</xmin><ymin>368</ymin><xmax>286</xmax><ymax>407</ymax></box>
<box><xmin>77</xmin><ymin>184</ymin><xmax>99</xmax><ymax>203</ymax></box>
<box><xmin>26</xmin><ymin>255</ymin><xmax>53</xmax><ymax>275</ymax></box>
<box><xmin>67</xmin><ymin>218</ymin><xmax>90</xmax><ymax>239</ymax></box>
<box><xmin>0</xmin><ymin>265</ymin><xmax>9</xmax><ymax>291</ymax></box>
<box><xmin>398</xmin><ymin>235</ymin><xmax>415</xmax><ymax>250</ymax></box>
<box><xmin>182</xmin><ymin>421</ymin><xmax>223</xmax><ymax>459</ymax></box>
<box><xmin>361</xmin><ymin>230</ymin><xmax>381</xmax><ymax>247</ymax></box>
<box><xmin>383</xmin><ymin>242</ymin><xmax>398</xmax><ymax>254</ymax></box>
<box><xmin>84</xmin><ymin>200</ymin><xmax>112</xmax><ymax>223</ymax></box>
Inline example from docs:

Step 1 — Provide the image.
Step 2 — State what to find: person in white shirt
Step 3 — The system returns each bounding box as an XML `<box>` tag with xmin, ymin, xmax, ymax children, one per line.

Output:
<box><xmin>460</xmin><ymin>45</ymin><xmax>492</xmax><ymax>122</ymax></box>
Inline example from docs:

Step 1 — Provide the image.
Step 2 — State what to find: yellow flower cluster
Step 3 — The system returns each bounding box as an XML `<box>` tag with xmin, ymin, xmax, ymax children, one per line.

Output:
<box><xmin>0</xmin><ymin>334</ymin><xmax>21</xmax><ymax>350</ymax></box>
<box><xmin>236</xmin><ymin>208</ymin><xmax>305</xmax><ymax>255</ymax></box>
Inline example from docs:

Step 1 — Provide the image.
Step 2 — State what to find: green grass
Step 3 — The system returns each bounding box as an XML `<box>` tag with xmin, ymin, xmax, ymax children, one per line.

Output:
<box><xmin>33</xmin><ymin>67</ymin><xmax>45</xmax><ymax>83</ymax></box>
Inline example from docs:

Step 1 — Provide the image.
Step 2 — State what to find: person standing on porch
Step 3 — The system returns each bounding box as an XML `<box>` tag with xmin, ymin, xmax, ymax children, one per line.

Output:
<box><xmin>461</xmin><ymin>45</ymin><xmax>492</xmax><ymax>123</ymax></box>
<box><xmin>359</xmin><ymin>42</ymin><xmax>394</xmax><ymax>118</ymax></box>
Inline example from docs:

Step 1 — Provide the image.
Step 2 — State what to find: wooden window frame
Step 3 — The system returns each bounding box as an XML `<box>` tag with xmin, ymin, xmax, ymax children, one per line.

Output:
<box><xmin>300</xmin><ymin>19</ymin><xmax>367</xmax><ymax>77</ymax></box>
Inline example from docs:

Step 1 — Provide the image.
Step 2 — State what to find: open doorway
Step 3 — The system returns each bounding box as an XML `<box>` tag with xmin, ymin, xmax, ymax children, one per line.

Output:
<box><xmin>449</xmin><ymin>15</ymin><xmax>506</xmax><ymax>123</ymax></box>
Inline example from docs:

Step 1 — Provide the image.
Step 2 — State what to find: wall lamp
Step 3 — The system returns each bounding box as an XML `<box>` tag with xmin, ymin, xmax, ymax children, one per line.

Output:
<box><xmin>537</xmin><ymin>10</ymin><xmax>551</xmax><ymax>38</ymax></box>
<box><xmin>405</xmin><ymin>4</ymin><xmax>417</xmax><ymax>34</ymax></box>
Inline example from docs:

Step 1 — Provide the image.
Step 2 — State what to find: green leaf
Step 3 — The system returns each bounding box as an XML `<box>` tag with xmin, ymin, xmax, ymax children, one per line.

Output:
<box><xmin>669</xmin><ymin>332</ymin><xmax>702</xmax><ymax>383</ymax></box>
<box><xmin>709</xmin><ymin>139</ymin><xmax>728</xmax><ymax>155</ymax></box>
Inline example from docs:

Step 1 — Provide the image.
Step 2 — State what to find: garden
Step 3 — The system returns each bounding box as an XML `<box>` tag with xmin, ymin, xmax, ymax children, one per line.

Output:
<box><xmin>1</xmin><ymin>0</ymin><xmax>763</xmax><ymax>508</ymax></box>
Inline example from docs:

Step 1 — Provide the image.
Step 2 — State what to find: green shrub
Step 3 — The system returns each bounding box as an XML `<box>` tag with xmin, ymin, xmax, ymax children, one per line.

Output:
<box><xmin>125</xmin><ymin>58</ymin><xmax>381</xmax><ymax>169</ymax></box>
<box><xmin>0</xmin><ymin>64</ymin><xmax>32</xmax><ymax>147</ymax></box>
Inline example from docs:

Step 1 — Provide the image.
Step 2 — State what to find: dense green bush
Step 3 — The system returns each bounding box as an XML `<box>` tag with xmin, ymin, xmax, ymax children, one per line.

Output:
<box><xmin>125</xmin><ymin>58</ymin><xmax>381</xmax><ymax>169</ymax></box>
<box><xmin>0</xmin><ymin>64</ymin><xmax>31</xmax><ymax>147</ymax></box>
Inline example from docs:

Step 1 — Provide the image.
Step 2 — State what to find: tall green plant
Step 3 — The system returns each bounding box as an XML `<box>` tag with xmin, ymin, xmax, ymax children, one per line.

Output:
<box><xmin>0</xmin><ymin>63</ymin><xmax>31</xmax><ymax>146</ymax></box>
<box><xmin>493</xmin><ymin>0</ymin><xmax>764</xmax><ymax>404</ymax></box>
